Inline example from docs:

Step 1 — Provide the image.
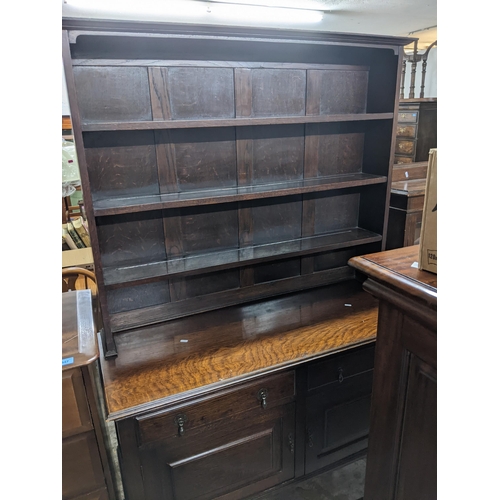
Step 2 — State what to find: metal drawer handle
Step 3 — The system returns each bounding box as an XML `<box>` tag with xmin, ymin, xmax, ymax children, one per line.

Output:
<box><xmin>174</xmin><ymin>414</ymin><xmax>188</xmax><ymax>437</ymax></box>
<box><xmin>338</xmin><ymin>367</ymin><xmax>344</xmax><ymax>384</ymax></box>
<box><xmin>257</xmin><ymin>388</ymin><xmax>268</xmax><ymax>409</ymax></box>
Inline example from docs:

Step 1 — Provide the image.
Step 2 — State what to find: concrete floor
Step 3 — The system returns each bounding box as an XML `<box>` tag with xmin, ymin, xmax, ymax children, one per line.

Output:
<box><xmin>248</xmin><ymin>459</ymin><xmax>366</xmax><ymax>500</ymax></box>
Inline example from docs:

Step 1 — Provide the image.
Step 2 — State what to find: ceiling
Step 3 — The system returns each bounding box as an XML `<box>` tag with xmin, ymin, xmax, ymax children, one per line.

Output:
<box><xmin>61</xmin><ymin>0</ymin><xmax>437</xmax><ymax>51</ymax></box>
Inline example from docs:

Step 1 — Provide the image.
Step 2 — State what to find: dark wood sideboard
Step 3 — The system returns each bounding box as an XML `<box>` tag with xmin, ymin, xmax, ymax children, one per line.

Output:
<box><xmin>62</xmin><ymin>18</ymin><xmax>413</xmax><ymax>499</ymax></box>
<box><xmin>100</xmin><ymin>283</ymin><xmax>380</xmax><ymax>500</ymax></box>
<box><xmin>62</xmin><ymin>290</ymin><xmax>117</xmax><ymax>500</ymax></box>
<box><xmin>349</xmin><ymin>246</ymin><xmax>437</xmax><ymax>500</ymax></box>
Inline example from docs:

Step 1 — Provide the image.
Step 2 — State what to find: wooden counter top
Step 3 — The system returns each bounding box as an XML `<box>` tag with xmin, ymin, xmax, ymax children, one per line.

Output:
<box><xmin>99</xmin><ymin>280</ymin><xmax>378</xmax><ymax>420</ymax></box>
<box><xmin>349</xmin><ymin>246</ymin><xmax>436</xmax><ymax>299</ymax></box>
<box><xmin>349</xmin><ymin>245</ymin><xmax>436</xmax><ymax>328</ymax></box>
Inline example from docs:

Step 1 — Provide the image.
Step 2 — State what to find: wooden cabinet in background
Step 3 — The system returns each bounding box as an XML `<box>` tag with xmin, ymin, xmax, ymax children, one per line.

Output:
<box><xmin>62</xmin><ymin>290</ymin><xmax>116</xmax><ymax>500</ymax></box>
<box><xmin>386</xmin><ymin>161</ymin><xmax>428</xmax><ymax>249</ymax></box>
<box><xmin>349</xmin><ymin>246</ymin><xmax>437</xmax><ymax>500</ymax></box>
<box><xmin>395</xmin><ymin>99</ymin><xmax>437</xmax><ymax>164</ymax></box>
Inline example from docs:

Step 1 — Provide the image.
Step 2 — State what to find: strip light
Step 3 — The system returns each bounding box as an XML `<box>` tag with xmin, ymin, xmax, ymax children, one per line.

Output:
<box><xmin>64</xmin><ymin>0</ymin><xmax>208</xmax><ymax>17</ymax></box>
<box><xmin>207</xmin><ymin>3</ymin><xmax>323</xmax><ymax>23</ymax></box>
<box><xmin>64</xmin><ymin>0</ymin><xmax>324</xmax><ymax>24</ymax></box>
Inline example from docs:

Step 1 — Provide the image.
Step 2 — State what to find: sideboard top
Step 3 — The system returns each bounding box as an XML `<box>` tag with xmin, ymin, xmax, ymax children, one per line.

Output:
<box><xmin>348</xmin><ymin>245</ymin><xmax>437</xmax><ymax>305</ymax></box>
<box><xmin>99</xmin><ymin>281</ymin><xmax>378</xmax><ymax>420</ymax></box>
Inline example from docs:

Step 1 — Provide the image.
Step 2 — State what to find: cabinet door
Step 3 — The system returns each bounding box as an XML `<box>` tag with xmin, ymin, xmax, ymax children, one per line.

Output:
<box><xmin>394</xmin><ymin>355</ymin><xmax>437</xmax><ymax>500</ymax></box>
<box><xmin>305</xmin><ymin>372</ymin><xmax>373</xmax><ymax>474</ymax></box>
<box><xmin>62</xmin><ymin>431</ymin><xmax>107</xmax><ymax>499</ymax></box>
<box><xmin>136</xmin><ymin>403</ymin><xmax>295</xmax><ymax>500</ymax></box>
<box><xmin>62</xmin><ymin>368</ymin><xmax>93</xmax><ymax>438</ymax></box>
<box><xmin>305</xmin><ymin>346</ymin><xmax>374</xmax><ymax>475</ymax></box>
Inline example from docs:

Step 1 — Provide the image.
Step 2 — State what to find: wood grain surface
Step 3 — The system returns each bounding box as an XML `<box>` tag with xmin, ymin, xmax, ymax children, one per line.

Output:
<box><xmin>100</xmin><ymin>280</ymin><xmax>378</xmax><ymax>419</ymax></box>
<box><xmin>348</xmin><ymin>245</ymin><xmax>436</xmax><ymax>298</ymax></box>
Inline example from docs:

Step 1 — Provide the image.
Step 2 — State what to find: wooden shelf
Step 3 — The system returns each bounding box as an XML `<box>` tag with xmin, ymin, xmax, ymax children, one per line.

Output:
<box><xmin>93</xmin><ymin>173</ymin><xmax>387</xmax><ymax>216</ymax></box>
<box><xmin>63</xmin><ymin>21</ymin><xmax>404</xmax><ymax>357</ymax></box>
<box><xmin>109</xmin><ymin>266</ymin><xmax>357</xmax><ymax>333</ymax></box>
<box><xmin>103</xmin><ymin>227</ymin><xmax>382</xmax><ymax>287</ymax></box>
<box><xmin>81</xmin><ymin>112</ymin><xmax>394</xmax><ymax>132</ymax></box>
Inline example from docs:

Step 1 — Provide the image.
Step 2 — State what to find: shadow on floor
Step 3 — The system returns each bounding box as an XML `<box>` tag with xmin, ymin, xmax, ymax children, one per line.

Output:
<box><xmin>248</xmin><ymin>458</ymin><xmax>366</xmax><ymax>500</ymax></box>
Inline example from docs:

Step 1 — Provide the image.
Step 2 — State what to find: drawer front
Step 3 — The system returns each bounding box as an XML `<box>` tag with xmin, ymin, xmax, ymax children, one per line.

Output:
<box><xmin>407</xmin><ymin>196</ymin><xmax>425</xmax><ymax>212</ymax></box>
<box><xmin>396</xmin><ymin>139</ymin><xmax>416</xmax><ymax>155</ymax></box>
<box><xmin>62</xmin><ymin>368</ymin><xmax>93</xmax><ymax>437</ymax></box>
<box><xmin>136</xmin><ymin>403</ymin><xmax>296</xmax><ymax>500</ymax></box>
<box><xmin>395</xmin><ymin>156</ymin><xmax>414</xmax><ymax>164</ymax></box>
<box><xmin>396</xmin><ymin>124</ymin><xmax>417</xmax><ymax>138</ymax></box>
<box><xmin>398</xmin><ymin>111</ymin><xmax>418</xmax><ymax>123</ymax></box>
<box><xmin>62</xmin><ymin>431</ymin><xmax>107</xmax><ymax>500</ymax></box>
<box><xmin>392</xmin><ymin>162</ymin><xmax>428</xmax><ymax>182</ymax></box>
<box><xmin>137</xmin><ymin>370</ymin><xmax>295</xmax><ymax>446</ymax></box>
<box><xmin>307</xmin><ymin>344</ymin><xmax>375</xmax><ymax>393</ymax></box>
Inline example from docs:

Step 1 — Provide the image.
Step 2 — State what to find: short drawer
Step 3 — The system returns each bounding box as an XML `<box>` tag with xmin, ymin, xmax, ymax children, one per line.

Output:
<box><xmin>307</xmin><ymin>344</ymin><xmax>375</xmax><ymax>392</ymax></box>
<box><xmin>396</xmin><ymin>124</ymin><xmax>417</xmax><ymax>138</ymax></box>
<box><xmin>398</xmin><ymin>111</ymin><xmax>418</xmax><ymax>123</ymax></box>
<box><xmin>396</xmin><ymin>138</ymin><xmax>416</xmax><ymax>155</ymax></box>
<box><xmin>137</xmin><ymin>370</ymin><xmax>295</xmax><ymax>446</ymax></box>
<box><xmin>62</xmin><ymin>368</ymin><xmax>93</xmax><ymax>437</ymax></box>
<box><xmin>395</xmin><ymin>156</ymin><xmax>414</xmax><ymax>164</ymax></box>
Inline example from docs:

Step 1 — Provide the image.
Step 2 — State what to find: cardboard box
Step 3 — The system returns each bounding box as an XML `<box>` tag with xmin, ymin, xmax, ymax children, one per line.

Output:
<box><xmin>419</xmin><ymin>148</ymin><xmax>437</xmax><ymax>273</ymax></box>
<box><xmin>62</xmin><ymin>247</ymin><xmax>94</xmax><ymax>270</ymax></box>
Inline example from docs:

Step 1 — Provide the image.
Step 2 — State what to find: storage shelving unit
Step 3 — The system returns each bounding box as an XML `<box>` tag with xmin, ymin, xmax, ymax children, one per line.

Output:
<box><xmin>62</xmin><ymin>20</ymin><xmax>411</xmax><ymax>357</ymax></box>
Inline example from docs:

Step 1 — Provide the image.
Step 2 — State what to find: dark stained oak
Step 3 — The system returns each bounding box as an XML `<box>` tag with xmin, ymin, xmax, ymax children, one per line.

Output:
<box><xmin>63</xmin><ymin>18</ymin><xmax>408</xmax><ymax>358</ymax></box>
<box><xmin>92</xmin><ymin>173</ymin><xmax>387</xmax><ymax>216</ymax></box>
<box><xmin>83</xmin><ymin>130</ymin><xmax>160</xmax><ymax>201</ymax></box>
<box><xmin>108</xmin><ymin>266</ymin><xmax>356</xmax><ymax>332</ymax></box>
<box><xmin>100</xmin><ymin>219</ymin><xmax>382</xmax><ymax>286</ymax></box>
<box><xmin>80</xmin><ymin>112</ymin><xmax>394</xmax><ymax>131</ymax></box>
<box><xmin>348</xmin><ymin>246</ymin><xmax>436</xmax><ymax>500</ymax></box>
<box><xmin>99</xmin><ymin>280</ymin><xmax>378</xmax><ymax>419</ymax></box>
<box><xmin>348</xmin><ymin>245</ymin><xmax>437</xmax><ymax>304</ymax></box>
<box><xmin>73</xmin><ymin>66</ymin><xmax>152</xmax><ymax>123</ymax></box>
<box><xmin>63</xmin><ymin>18</ymin><xmax>412</xmax><ymax>500</ymax></box>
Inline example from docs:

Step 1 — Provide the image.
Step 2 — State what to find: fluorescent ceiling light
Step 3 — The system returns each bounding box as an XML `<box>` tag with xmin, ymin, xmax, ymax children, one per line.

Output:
<box><xmin>207</xmin><ymin>3</ymin><xmax>323</xmax><ymax>23</ymax></box>
<box><xmin>205</xmin><ymin>0</ymin><xmax>326</xmax><ymax>10</ymax></box>
<box><xmin>64</xmin><ymin>0</ymin><xmax>324</xmax><ymax>24</ymax></box>
<box><xmin>64</xmin><ymin>0</ymin><xmax>207</xmax><ymax>17</ymax></box>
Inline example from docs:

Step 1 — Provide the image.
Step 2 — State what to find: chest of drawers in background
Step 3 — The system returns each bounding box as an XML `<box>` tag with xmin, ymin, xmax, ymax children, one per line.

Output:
<box><xmin>395</xmin><ymin>99</ymin><xmax>437</xmax><ymax>164</ymax></box>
